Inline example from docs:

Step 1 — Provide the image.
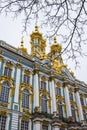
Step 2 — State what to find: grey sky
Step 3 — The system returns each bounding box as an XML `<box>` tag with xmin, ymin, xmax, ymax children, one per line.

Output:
<box><xmin>0</xmin><ymin>14</ymin><xmax>87</xmax><ymax>83</ymax></box>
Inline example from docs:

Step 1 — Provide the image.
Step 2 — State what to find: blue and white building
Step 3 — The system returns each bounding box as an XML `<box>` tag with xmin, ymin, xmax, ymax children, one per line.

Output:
<box><xmin>0</xmin><ymin>24</ymin><xmax>87</xmax><ymax>130</ymax></box>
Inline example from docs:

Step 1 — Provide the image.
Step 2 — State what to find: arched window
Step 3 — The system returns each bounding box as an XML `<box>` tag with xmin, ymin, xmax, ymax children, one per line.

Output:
<box><xmin>0</xmin><ymin>81</ymin><xmax>10</xmax><ymax>103</ymax></box>
<box><xmin>58</xmin><ymin>100</ymin><xmax>63</xmax><ymax>118</ymax></box>
<box><xmin>42</xmin><ymin>94</ymin><xmax>47</xmax><ymax>113</ymax></box>
<box><xmin>22</xmin><ymin>89</ymin><xmax>29</xmax><ymax>109</ymax></box>
<box><xmin>4</xmin><ymin>66</ymin><xmax>12</xmax><ymax>78</ymax></box>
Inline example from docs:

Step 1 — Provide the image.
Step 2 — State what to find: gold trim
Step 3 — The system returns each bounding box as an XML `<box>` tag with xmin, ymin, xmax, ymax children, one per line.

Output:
<box><xmin>33</xmin><ymin>70</ymin><xmax>39</xmax><ymax>74</ymax></box>
<box><xmin>0</xmin><ymin>56</ymin><xmax>3</xmax><ymax>61</ymax></box>
<box><xmin>22</xmin><ymin>114</ymin><xmax>29</xmax><ymax>120</ymax></box>
<box><xmin>16</xmin><ymin>63</ymin><xmax>22</xmax><ymax>69</ymax></box>
<box><xmin>0</xmin><ymin>110</ymin><xmax>7</xmax><ymax>115</ymax></box>
<box><xmin>24</xmin><ymin>69</ymin><xmax>31</xmax><ymax>75</ymax></box>
<box><xmin>6</xmin><ymin>60</ymin><xmax>13</xmax><ymax>68</ymax></box>
<box><xmin>41</xmin><ymin>76</ymin><xmax>46</xmax><ymax>81</ymax></box>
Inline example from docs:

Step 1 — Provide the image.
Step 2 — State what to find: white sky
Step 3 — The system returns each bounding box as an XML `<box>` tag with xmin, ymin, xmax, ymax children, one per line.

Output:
<box><xmin>0</xmin><ymin>14</ymin><xmax>87</xmax><ymax>83</ymax></box>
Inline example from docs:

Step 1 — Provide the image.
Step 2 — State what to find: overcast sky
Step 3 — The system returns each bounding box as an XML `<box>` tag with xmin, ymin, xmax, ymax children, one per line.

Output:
<box><xmin>0</xmin><ymin>14</ymin><xmax>87</xmax><ymax>83</ymax></box>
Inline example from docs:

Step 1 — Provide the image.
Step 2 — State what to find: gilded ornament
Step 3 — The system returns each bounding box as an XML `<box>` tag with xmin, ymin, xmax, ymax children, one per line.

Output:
<box><xmin>1</xmin><ymin>102</ymin><xmax>7</xmax><ymax>107</ymax></box>
<box><xmin>22</xmin><ymin>114</ymin><xmax>29</xmax><ymax>120</ymax></box>
<box><xmin>0</xmin><ymin>56</ymin><xmax>3</xmax><ymax>61</ymax></box>
<box><xmin>41</xmin><ymin>76</ymin><xmax>46</xmax><ymax>81</ymax></box>
<box><xmin>24</xmin><ymin>69</ymin><xmax>31</xmax><ymax>75</ymax></box>
<box><xmin>0</xmin><ymin>110</ymin><xmax>7</xmax><ymax>115</ymax></box>
<box><xmin>6</xmin><ymin>60</ymin><xmax>13</xmax><ymax>68</ymax></box>
<box><xmin>52</xmin><ymin>59</ymin><xmax>65</xmax><ymax>74</ymax></box>
<box><xmin>56</xmin><ymin>82</ymin><xmax>61</xmax><ymax>87</ymax></box>
<box><xmin>33</xmin><ymin>70</ymin><xmax>39</xmax><ymax>74</ymax></box>
<box><xmin>16</xmin><ymin>63</ymin><xmax>22</xmax><ymax>69</ymax></box>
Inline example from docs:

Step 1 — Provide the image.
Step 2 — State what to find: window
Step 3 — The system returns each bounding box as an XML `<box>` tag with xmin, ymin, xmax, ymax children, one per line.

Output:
<box><xmin>42</xmin><ymin>95</ymin><xmax>47</xmax><ymax>113</ymax></box>
<box><xmin>56</xmin><ymin>87</ymin><xmax>61</xmax><ymax>95</ymax></box>
<box><xmin>69</xmin><ymin>93</ymin><xmax>73</xmax><ymax>100</ymax></box>
<box><xmin>0</xmin><ymin>115</ymin><xmax>6</xmax><ymax>130</ymax></box>
<box><xmin>58</xmin><ymin>100</ymin><xmax>63</xmax><ymax>118</ymax></box>
<box><xmin>21</xmin><ymin>120</ymin><xmax>29</xmax><ymax>130</ymax></box>
<box><xmin>71</xmin><ymin>105</ymin><xmax>76</xmax><ymax>121</ymax></box>
<box><xmin>22</xmin><ymin>89</ymin><xmax>29</xmax><ymax>109</ymax></box>
<box><xmin>33</xmin><ymin>38</ymin><xmax>40</xmax><ymax>45</ymax></box>
<box><xmin>42</xmin><ymin>125</ymin><xmax>48</xmax><ymax>130</ymax></box>
<box><xmin>83</xmin><ymin>110</ymin><xmax>87</xmax><ymax>121</ymax></box>
<box><xmin>0</xmin><ymin>81</ymin><xmax>10</xmax><ymax>103</ymax></box>
<box><xmin>4</xmin><ymin>67</ymin><xmax>12</xmax><ymax>78</ymax></box>
<box><xmin>24</xmin><ymin>74</ymin><xmax>30</xmax><ymax>85</ymax></box>
<box><xmin>41</xmin><ymin>81</ymin><xmax>46</xmax><ymax>90</ymax></box>
<box><xmin>80</xmin><ymin>97</ymin><xmax>84</xmax><ymax>105</ymax></box>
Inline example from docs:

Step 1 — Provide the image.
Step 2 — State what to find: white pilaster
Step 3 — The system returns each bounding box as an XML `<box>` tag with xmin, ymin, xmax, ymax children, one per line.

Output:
<box><xmin>34</xmin><ymin>72</ymin><xmax>39</xmax><ymax>108</ymax></box>
<box><xmin>11</xmin><ymin>112</ymin><xmax>18</xmax><ymax>130</ymax></box>
<box><xmin>28</xmin><ymin>120</ymin><xmax>31</xmax><ymax>130</ymax></box>
<box><xmin>50</xmin><ymin>79</ymin><xmax>56</xmax><ymax>113</ymax></box>
<box><xmin>14</xmin><ymin>66</ymin><xmax>21</xmax><ymax>103</ymax></box>
<box><xmin>5</xmin><ymin>115</ymin><xmax>10</xmax><ymax>130</ymax></box>
<box><xmin>53</xmin><ymin>127</ymin><xmax>60</xmax><ymax>130</ymax></box>
<box><xmin>34</xmin><ymin>118</ymin><xmax>41</xmax><ymax>130</ymax></box>
<box><xmin>64</xmin><ymin>86</ymin><xmax>72</xmax><ymax>117</ymax></box>
<box><xmin>75</xmin><ymin>90</ymin><xmax>84</xmax><ymax>121</ymax></box>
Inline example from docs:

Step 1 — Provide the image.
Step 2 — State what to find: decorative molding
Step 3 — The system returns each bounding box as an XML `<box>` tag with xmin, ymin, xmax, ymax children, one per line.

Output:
<box><xmin>0</xmin><ymin>109</ymin><xmax>7</xmax><ymax>115</ymax></box>
<box><xmin>16</xmin><ymin>63</ymin><xmax>22</xmax><ymax>69</ymax></box>
<box><xmin>33</xmin><ymin>70</ymin><xmax>39</xmax><ymax>74</ymax></box>
<box><xmin>24</xmin><ymin>69</ymin><xmax>31</xmax><ymax>75</ymax></box>
<box><xmin>6</xmin><ymin>60</ymin><xmax>13</xmax><ymax>68</ymax></box>
<box><xmin>41</xmin><ymin>76</ymin><xmax>47</xmax><ymax>81</ymax></box>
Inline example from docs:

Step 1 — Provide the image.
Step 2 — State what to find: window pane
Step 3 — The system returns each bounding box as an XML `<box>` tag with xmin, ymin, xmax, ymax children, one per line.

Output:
<box><xmin>22</xmin><ymin>89</ymin><xmax>29</xmax><ymax>109</ymax></box>
<box><xmin>56</xmin><ymin>87</ymin><xmax>61</xmax><ymax>95</ymax></box>
<box><xmin>58</xmin><ymin>101</ymin><xmax>63</xmax><ymax>117</ymax></box>
<box><xmin>0</xmin><ymin>115</ymin><xmax>6</xmax><ymax>130</ymax></box>
<box><xmin>0</xmin><ymin>81</ymin><xmax>10</xmax><ymax>103</ymax></box>
<box><xmin>21</xmin><ymin>120</ymin><xmax>28</xmax><ymax>130</ymax></box>
<box><xmin>4</xmin><ymin>67</ymin><xmax>12</xmax><ymax>77</ymax></box>
<box><xmin>42</xmin><ymin>125</ymin><xmax>48</xmax><ymax>130</ymax></box>
<box><xmin>24</xmin><ymin>75</ymin><xmax>30</xmax><ymax>84</ymax></box>
<box><xmin>69</xmin><ymin>93</ymin><xmax>73</xmax><ymax>100</ymax></box>
<box><xmin>41</xmin><ymin>81</ymin><xmax>46</xmax><ymax>90</ymax></box>
<box><xmin>42</xmin><ymin>95</ymin><xmax>47</xmax><ymax>113</ymax></box>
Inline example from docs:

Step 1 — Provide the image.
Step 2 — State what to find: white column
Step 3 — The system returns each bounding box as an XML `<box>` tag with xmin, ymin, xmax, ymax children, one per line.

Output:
<box><xmin>64</xmin><ymin>85</ymin><xmax>72</xmax><ymax>117</ymax></box>
<box><xmin>34</xmin><ymin>71</ymin><xmax>39</xmax><ymax>108</ymax></box>
<box><xmin>5</xmin><ymin>115</ymin><xmax>10</xmax><ymax>130</ymax></box>
<box><xmin>50</xmin><ymin>78</ymin><xmax>56</xmax><ymax>113</ymax></box>
<box><xmin>52</xmin><ymin>124</ymin><xmax>60</xmax><ymax>130</ymax></box>
<box><xmin>34</xmin><ymin>118</ymin><xmax>41</xmax><ymax>130</ymax></box>
<box><xmin>75</xmin><ymin>89</ymin><xmax>84</xmax><ymax>121</ymax></box>
<box><xmin>14</xmin><ymin>64</ymin><xmax>21</xmax><ymax>104</ymax></box>
<box><xmin>28</xmin><ymin>120</ymin><xmax>31</xmax><ymax>130</ymax></box>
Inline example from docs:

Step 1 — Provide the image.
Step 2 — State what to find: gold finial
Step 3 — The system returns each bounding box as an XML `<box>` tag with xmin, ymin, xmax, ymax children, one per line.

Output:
<box><xmin>54</xmin><ymin>35</ymin><xmax>57</xmax><ymax>43</ymax></box>
<box><xmin>21</xmin><ymin>35</ymin><xmax>24</xmax><ymax>46</ymax></box>
<box><xmin>35</xmin><ymin>22</ymin><xmax>39</xmax><ymax>32</ymax></box>
<box><xmin>18</xmin><ymin>35</ymin><xmax>27</xmax><ymax>53</ymax></box>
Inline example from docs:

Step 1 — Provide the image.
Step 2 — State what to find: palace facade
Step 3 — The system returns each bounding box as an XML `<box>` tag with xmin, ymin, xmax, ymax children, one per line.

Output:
<box><xmin>0</xmin><ymin>25</ymin><xmax>87</xmax><ymax>130</ymax></box>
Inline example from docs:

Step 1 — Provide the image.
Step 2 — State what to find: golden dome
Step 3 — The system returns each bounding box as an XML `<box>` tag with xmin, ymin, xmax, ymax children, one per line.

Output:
<box><xmin>18</xmin><ymin>36</ymin><xmax>27</xmax><ymax>53</ymax></box>
<box><xmin>50</xmin><ymin>36</ymin><xmax>62</xmax><ymax>52</ymax></box>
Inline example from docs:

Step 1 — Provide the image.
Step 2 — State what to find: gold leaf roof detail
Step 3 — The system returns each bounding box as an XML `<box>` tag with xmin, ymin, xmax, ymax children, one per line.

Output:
<box><xmin>50</xmin><ymin>36</ymin><xmax>62</xmax><ymax>52</ymax></box>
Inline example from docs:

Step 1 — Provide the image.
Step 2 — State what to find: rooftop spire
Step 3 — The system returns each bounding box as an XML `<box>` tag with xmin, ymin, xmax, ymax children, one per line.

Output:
<box><xmin>54</xmin><ymin>35</ymin><xmax>57</xmax><ymax>43</ymax></box>
<box><xmin>18</xmin><ymin>35</ymin><xmax>27</xmax><ymax>53</ymax></box>
<box><xmin>35</xmin><ymin>22</ymin><xmax>39</xmax><ymax>32</ymax></box>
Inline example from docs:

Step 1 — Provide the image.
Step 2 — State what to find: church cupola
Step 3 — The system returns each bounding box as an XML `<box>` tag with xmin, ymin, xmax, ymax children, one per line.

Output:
<box><xmin>30</xmin><ymin>23</ymin><xmax>46</xmax><ymax>58</ymax></box>
<box><xmin>18</xmin><ymin>36</ymin><xmax>27</xmax><ymax>53</ymax></box>
<box><xmin>50</xmin><ymin>36</ymin><xmax>62</xmax><ymax>61</ymax></box>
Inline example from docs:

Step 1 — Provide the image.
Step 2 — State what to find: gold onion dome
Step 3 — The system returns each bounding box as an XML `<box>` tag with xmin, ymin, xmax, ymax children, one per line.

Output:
<box><xmin>50</xmin><ymin>36</ymin><xmax>62</xmax><ymax>53</ymax></box>
<box><xmin>18</xmin><ymin>36</ymin><xmax>27</xmax><ymax>53</ymax></box>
